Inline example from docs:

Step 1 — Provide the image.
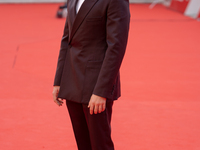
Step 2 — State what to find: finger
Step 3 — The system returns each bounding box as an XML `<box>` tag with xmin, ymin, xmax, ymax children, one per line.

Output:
<box><xmin>58</xmin><ymin>98</ymin><xmax>64</xmax><ymax>106</ymax></box>
<box><xmin>98</xmin><ymin>104</ymin><xmax>102</xmax><ymax>113</ymax></box>
<box><xmin>88</xmin><ymin>101</ymin><xmax>91</xmax><ymax>108</ymax></box>
<box><xmin>94</xmin><ymin>104</ymin><xmax>99</xmax><ymax>114</ymax></box>
<box><xmin>54</xmin><ymin>98</ymin><xmax>62</xmax><ymax>106</ymax></box>
<box><xmin>54</xmin><ymin>100</ymin><xmax>60</xmax><ymax>106</ymax></box>
<box><xmin>102</xmin><ymin>102</ymin><xmax>106</xmax><ymax>112</ymax></box>
<box><xmin>57</xmin><ymin>98</ymin><xmax>64</xmax><ymax>103</ymax></box>
<box><xmin>89</xmin><ymin>103</ymin><xmax>94</xmax><ymax>115</ymax></box>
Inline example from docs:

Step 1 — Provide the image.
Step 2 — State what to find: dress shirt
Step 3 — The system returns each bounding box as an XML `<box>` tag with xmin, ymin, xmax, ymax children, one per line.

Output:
<box><xmin>76</xmin><ymin>0</ymin><xmax>85</xmax><ymax>14</ymax></box>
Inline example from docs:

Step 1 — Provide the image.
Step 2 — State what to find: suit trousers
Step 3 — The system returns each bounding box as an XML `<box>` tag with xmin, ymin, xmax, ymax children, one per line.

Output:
<box><xmin>66</xmin><ymin>100</ymin><xmax>114</xmax><ymax>150</ymax></box>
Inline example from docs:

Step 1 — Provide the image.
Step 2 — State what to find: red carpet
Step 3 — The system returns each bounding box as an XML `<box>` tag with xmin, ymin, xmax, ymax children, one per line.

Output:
<box><xmin>0</xmin><ymin>3</ymin><xmax>200</xmax><ymax>150</ymax></box>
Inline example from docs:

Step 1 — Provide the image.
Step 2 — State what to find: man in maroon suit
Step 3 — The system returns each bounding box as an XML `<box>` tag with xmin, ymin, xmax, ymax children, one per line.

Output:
<box><xmin>52</xmin><ymin>0</ymin><xmax>130</xmax><ymax>149</ymax></box>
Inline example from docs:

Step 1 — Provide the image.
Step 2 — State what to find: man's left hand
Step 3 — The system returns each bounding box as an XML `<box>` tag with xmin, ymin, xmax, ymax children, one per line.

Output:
<box><xmin>88</xmin><ymin>94</ymin><xmax>106</xmax><ymax>115</ymax></box>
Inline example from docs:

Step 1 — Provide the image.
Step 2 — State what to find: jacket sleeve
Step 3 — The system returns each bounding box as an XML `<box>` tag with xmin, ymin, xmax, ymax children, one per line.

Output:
<box><xmin>93</xmin><ymin>0</ymin><xmax>130</xmax><ymax>98</ymax></box>
<box><xmin>53</xmin><ymin>16</ymin><xmax>69</xmax><ymax>86</ymax></box>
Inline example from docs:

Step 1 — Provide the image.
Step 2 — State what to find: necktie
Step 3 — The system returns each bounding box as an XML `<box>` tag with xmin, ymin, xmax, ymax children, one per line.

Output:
<box><xmin>71</xmin><ymin>0</ymin><xmax>79</xmax><ymax>24</ymax></box>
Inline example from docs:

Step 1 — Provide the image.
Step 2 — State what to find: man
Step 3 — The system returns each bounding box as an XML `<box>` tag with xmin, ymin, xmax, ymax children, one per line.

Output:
<box><xmin>52</xmin><ymin>0</ymin><xmax>130</xmax><ymax>149</ymax></box>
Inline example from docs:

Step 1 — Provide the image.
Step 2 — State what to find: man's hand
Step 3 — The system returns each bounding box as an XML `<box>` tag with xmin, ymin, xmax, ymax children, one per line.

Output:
<box><xmin>52</xmin><ymin>86</ymin><xmax>63</xmax><ymax>106</ymax></box>
<box><xmin>88</xmin><ymin>94</ymin><xmax>106</xmax><ymax>115</ymax></box>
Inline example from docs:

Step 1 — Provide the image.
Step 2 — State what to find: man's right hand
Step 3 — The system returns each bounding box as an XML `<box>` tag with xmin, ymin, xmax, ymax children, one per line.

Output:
<box><xmin>52</xmin><ymin>86</ymin><xmax>63</xmax><ymax>106</ymax></box>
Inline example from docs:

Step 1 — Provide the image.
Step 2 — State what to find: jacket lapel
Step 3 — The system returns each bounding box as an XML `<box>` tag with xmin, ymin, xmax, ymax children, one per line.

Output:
<box><xmin>69</xmin><ymin>0</ymin><xmax>99</xmax><ymax>43</ymax></box>
<box><xmin>67</xmin><ymin>0</ymin><xmax>77</xmax><ymax>33</ymax></box>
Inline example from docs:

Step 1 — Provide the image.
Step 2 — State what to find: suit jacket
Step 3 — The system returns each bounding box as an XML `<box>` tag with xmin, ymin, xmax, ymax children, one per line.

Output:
<box><xmin>54</xmin><ymin>0</ymin><xmax>130</xmax><ymax>103</ymax></box>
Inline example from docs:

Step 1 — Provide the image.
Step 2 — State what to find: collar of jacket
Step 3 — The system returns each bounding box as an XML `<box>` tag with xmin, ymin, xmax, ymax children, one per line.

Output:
<box><xmin>68</xmin><ymin>0</ymin><xmax>99</xmax><ymax>44</ymax></box>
